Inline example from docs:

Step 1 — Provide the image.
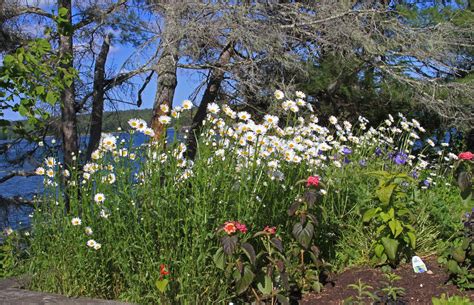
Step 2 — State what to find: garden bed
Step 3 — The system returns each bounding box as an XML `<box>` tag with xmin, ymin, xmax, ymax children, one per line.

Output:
<box><xmin>302</xmin><ymin>257</ymin><xmax>473</xmax><ymax>304</ymax></box>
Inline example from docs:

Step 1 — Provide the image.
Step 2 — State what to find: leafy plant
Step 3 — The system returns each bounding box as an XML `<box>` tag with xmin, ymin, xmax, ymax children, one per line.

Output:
<box><xmin>286</xmin><ymin>176</ymin><xmax>331</xmax><ymax>294</ymax></box>
<box><xmin>377</xmin><ymin>272</ymin><xmax>405</xmax><ymax>303</ymax></box>
<box><xmin>431</xmin><ymin>293</ymin><xmax>474</xmax><ymax>305</ymax></box>
<box><xmin>438</xmin><ymin>209</ymin><xmax>474</xmax><ymax>289</ymax></box>
<box><xmin>343</xmin><ymin>279</ymin><xmax>379</xmax><ymax>305</ymax></box>
<box><xmin>214</xmin><ymin>222</ymin><xmax>290</xmax><ymax>304</ymax></box>
<box><xmin>362</xmin><ymin>171</ymin><xmax>417</xmax><ymax>265</ymax></box>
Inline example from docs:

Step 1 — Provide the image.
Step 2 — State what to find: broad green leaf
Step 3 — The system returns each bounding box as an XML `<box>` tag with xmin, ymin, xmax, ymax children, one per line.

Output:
<box><xmin>381</xmin><ymin>237</ymin><xmax>399</xmax><ymax>261</ymax></box>
<box><xmin>374</xmin><ymin>244</ymin><xmax>384</xmax><ymax>257</ymax></box>
<box><xmin>257</xmin><ymin>275</ymin><xmax>273</xmax><ymax>295</ymax></box>
<box><xmin>292</xmin><ymin>222</ymin><xmax>314</xmax><ymax>249</ymax></box>
<box><xmin>406</xmin><ymin>231</ymin><xmax>416</xmax><ymax>249</ymax></box>
<box><xmin>452</xmin><ymin>247</ymin><xmax>466</xmax><ymax>263</ymax></box>
<box><xmin>362</xmin><ymin>207</ymin><xmax>380</xmax><ymax>222</ymax></box>
<box><xmin>213</xmin><ymin>248</ymin><xmax>225</xmax><ymax>270</ymax></box>
<box><xmin>388</xmin><ymin>220</ymin><xmax>403</xmax><ymax>237</ymax></box>
<box><xmin>376</xmin><ymin>183</ymin><xmax>397</xmax><ymax>205</ymax></box>
<box><xmin>235</xmin><ymin>265</ymin><xmax>255</xmax><ymax>295</ymax></box>
<box><xmin>380</xmin><ymin>211</ymin><xmax>391</xmax><ymax>222</ymax></box>
<box><xmin>446</xmin><ymin>260</ymin><xmax>460</xmax><ymax>274</ymax></box>
<box><xmin>155</xmin><ymin>279</ymin><xmax>169</xmax><ymax>293</ymax></box>
<box><xmin>45</xmin><ymin>91</ymin><xmax>57</xmax><ymax>105</ymax></box>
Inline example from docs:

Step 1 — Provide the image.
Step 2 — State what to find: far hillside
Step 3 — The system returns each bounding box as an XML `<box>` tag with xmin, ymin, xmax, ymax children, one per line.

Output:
<box><xmin>0</xmin><ymin>108</ymin><xmax>195</xmax><ymax>140</ymax></box>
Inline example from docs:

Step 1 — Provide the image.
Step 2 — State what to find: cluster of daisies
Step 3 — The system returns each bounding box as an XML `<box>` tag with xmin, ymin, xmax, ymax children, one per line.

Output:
<box><xmin>70</xmin><ymin>217</ymin><xmax>100</xmax><ymax>250</ymax></box>
<box><xmin>196</xmin><ymin>91</ymin><xmax>455</xmax><ymax>183</ymax></box>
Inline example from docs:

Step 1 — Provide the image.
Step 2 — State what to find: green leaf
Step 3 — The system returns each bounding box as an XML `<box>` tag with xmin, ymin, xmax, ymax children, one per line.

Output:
<box><xmin>446</xmin><ymin>259</ymin><xmax>461</xmax><ymax>274</ymax></box>
<box><xmin>155</xmin><ymin>279</ymin><xmax>169</xmax><ymax>293</ymax></box>
<box><xmin>292</xmin><ymin>222</ymin><xmax>314</xmax><ymax>249</ymax></box>
<box><xmin>406</xmin><ymin>231</ymin><xmax>416</xmax><ymax>249</ymax></box>
<box><xmin>452</xmin><ymin>247</ymin><xmax>466</xmax><ymax>263</ymax></box>
<box><xmin>213</xmin><ymin>248</ymin><xmax>225</xmax><ymax>270</ymax></box>
<box><xmin>374</xmin><ymin>244</ymin><xmax>384</xmax><ymax>257</ymax></box>
<box><xmin>388</xmin><ymin>220</ymin><xmax>403</xmax><ymax>237</ymax></box>
<box><xmin>235</xmin><ymin>265</ymin><xmax>255</xmax><ymax>295</ymax></box>
<box><xmin>241</xmin><ymin>242</ymin><xmax>256</xmax><ymax>265</ymax></box>
<box><xmin>376</xmin><ymin>183</ymin><xmax>397</xmax><ymax>205</ymax></box>
<box><xmin>381</xmin><ymin>237</ymin><xmax>399</xmax><ymax>261</ymax></box>
<box><xmin>35</xmin><ymin>86</ymin><xmax>45</xmax><ymax>95</ymax></box>
<box><xmin>45</xmin><ymin>91</ymin><xmax>57</xmax><ymax>105</ymax></box>
<box><xmin>257</xmin><ymin>275</ymin><xmax>273</xmax><ymax>295</ymax></box>
<box><xmin>362</xmin><ymin>207</ymin><xmax>380</xmax><ymax>222</ymax></box>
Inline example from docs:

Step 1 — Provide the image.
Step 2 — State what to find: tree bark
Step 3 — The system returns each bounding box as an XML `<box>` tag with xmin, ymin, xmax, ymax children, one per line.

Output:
<box><xmin>150</xmin><ymin>13</ymin><xmax>180</xmax><ymax>141</ymax></box>
<box><xmin>86</xmin><ymin>34</ymin><xmax>110</xmax><ymax>160</ymax></box>
<box><xmin>186</xmin><ymin>42</ymin><xmax>234</xmax><ymax>160</ymax></box>
<box><xmin>58</xmin><ymin>0</ymin><xmax>78</xmax><ymax>170</ymax></box>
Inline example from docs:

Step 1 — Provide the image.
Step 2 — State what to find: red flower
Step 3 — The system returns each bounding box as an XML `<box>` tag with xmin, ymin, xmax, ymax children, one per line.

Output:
<box><xmin>235</xmin><ymin>222</ymin><xmax>248</xmax><ymax>234</ymax></box>
<box><xmin>306</xmin><ymin>175</ymin><xmax>320</xmax><ymax>187</ymax></box>
<box><xmin>223</xmin><ymin>222</ymin><xmax>237</xmax><ymax>235</ymax></box>
<box><xmin>458</xmin><ymin>151</ymin><xmax>474</xmax><ymax>160</ymax></box>
<box><xmin>160</xmin><ymin>264</ymin><xmax>170</xmax><ymax>276</ymax></box>
<box><xmin>263</xmin><ymin>226</ymin><xmax>277</xmax><ymax>235</ymax></box>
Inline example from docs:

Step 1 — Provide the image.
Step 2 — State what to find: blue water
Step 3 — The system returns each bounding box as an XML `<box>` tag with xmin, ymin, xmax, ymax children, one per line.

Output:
<box><xmin>0</xmin><ymin>130</ymin><xmax>175</xmax><ymax>231</ymax></box>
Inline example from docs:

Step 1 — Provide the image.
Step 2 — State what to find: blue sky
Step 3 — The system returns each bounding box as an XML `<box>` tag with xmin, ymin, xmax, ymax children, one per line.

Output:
<box><xmin>4</xmin><ymin>0</ymin><xmax>206</xmax><ymax>120</ymax></box>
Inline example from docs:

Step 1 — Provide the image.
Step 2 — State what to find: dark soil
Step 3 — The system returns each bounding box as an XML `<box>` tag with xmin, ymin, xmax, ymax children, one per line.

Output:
<box><xmin>301</xmin><ymin>257</ymin><xmax>473</xmax><ymax>305</ymax></box>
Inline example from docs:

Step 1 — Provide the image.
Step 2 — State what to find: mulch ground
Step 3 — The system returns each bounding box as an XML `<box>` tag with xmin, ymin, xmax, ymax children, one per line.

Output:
<box><xmin>300</xmin><ymin>257</ymin><xmax>473</xmax><ymax>305</ymax></box>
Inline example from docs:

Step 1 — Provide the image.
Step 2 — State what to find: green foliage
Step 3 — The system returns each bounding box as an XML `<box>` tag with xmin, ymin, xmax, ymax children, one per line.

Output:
<box><xmin>0</xmin><ymin>9</ymin><xmax>77</xmax><ymax>142</ymax></box>
<box><xmin>378</xmin><ymin>272</ymin><xmax>405</xmax><ymax>302</ymax></box>
<box><xmin>362</xmin><ymin>171</ymin><xmax>417</xmax><ymax>265</ymax></box>
<box><xmin>343</xmin><ymin>279</ymin><xmax>379</xmax><ymax>305</ymax></box>
<box><xmin>214</xmin><ymin>224</ymin><xmax>289</xmax><ymax>303</ymax></box>
<box><xmin>438</xmin><ymin>207</ymin><xmax>474</xmax><ymax>290</ymax></box>
<box><xmin>432</xmin><ymin>293</ymin><xmax>474</xmax><ymax>305</ymax></box>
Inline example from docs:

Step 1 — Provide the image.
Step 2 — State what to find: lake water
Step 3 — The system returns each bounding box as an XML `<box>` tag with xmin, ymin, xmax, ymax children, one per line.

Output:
<box><xmin>0</xmin><ymin>130</ymin><xmax>175</xmax><ymax>231</ymax></box>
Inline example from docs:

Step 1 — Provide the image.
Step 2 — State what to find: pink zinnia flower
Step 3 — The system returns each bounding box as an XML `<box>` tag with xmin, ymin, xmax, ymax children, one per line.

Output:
<box><xmin>458</xmin><ymin>151</ymin><xmax>474</xmax><ymax>160</ymax></box>
<box><xmin>223</xmin><ymin>222</ymin><xmax>237</xmax><ymax>235</ymax></box>
<box><xmin>235</xmin><ymin>222</ymin><xmax>248</xmax><ymax>234</ymax></box>
<box><xmin>263</xmin><ymin>226</ymin><xmax>277</xmax><ymax>235</ymax></box>
<box><xmin>306</xmin><ymin>175</ymin><xmax>320</xmax><ymax>187</ymax></box>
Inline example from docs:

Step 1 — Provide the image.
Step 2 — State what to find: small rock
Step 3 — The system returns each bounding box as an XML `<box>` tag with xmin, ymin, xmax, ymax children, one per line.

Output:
<box><xmin>427</xmin><ymin>270</ymin><xmax>433</xmax><ymax>275</ymax></box>
<box><xmin>420</xmin><ymin>284</ymin><xmax>423</xmax><ymax>287</ymax></box>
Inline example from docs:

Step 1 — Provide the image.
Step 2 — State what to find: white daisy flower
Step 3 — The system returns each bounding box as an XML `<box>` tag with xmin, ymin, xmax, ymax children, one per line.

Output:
<box><xmin>158</xmin><ymin>116</ymin><xmax>171</xmax><ymax>125</ymax></box>
<box><xmin>35</xmin><ymin>167</ymin><xmax>45</xmax><ymax>175</ymax></box>
<box><xmin>71</xmin><ymin>217</ymin><xmax>82</xmax><ymax>226</ymax></box>
<box><xmin>94</xmin><ymin>193</ymin><xmax>105</xmax><ymax>204</ymax></box>
<box><xmin>84</xmin><ymin>227</ymin><xmax>93</xmax><ymax>235</ymax></box>
<box><xmin>274</xmin><ymin>90</ymin><xmax>284</xmax><ymax>100</ymax></box>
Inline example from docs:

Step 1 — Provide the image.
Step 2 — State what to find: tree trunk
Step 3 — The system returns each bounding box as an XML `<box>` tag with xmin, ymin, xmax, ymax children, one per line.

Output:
<box><xmin>186</xmin><ymin>42</ymin><xmax>234</xmax><ymax>160</ymax></box>
<box><xmin>58</xmin><ymin>0</ymin><xmax>78</xmax><ymax>171</ymax></box>
<box><xmin>150</xmin><ymin>14</ymin><xmax>180</xmax><ymax>141</ymax></box>
<box><xmin>86</xmin><ymin>34</ymin><xmax>110</xmax><ymax>160</ymax></box>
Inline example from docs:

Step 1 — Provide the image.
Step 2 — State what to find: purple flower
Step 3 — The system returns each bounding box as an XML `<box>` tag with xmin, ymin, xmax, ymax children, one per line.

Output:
<box><xmin>344</xmin><ymin>157</ymin><xmax>351</xmax><ymax>164</ymax></box>
<box><xmin>393</xmin><ymin>152</ymin><xmax>407</xmax><ymax>165</ymax></box>
<box><xmin>342</xmin><ymin>147</ymin><xmax>352</xmax><ymax>155</ymax></box>
<box><xmin>410</xmin><ymin>171</ymin><xmax>419</xmax><ymax>179</ymax></box>
<box><xmin>359</xmin><ymin>159</ymin><xmax>367</xmax><ymax>167</ymax></box>
<box><xmin>422</xmin><ymin>179</ymin><xmax>431</xmax><ymax>187</ymax></box>
<box><xmin>375</xmin><ymin>147</ymin><xmax>382</xmax><ymax>156</ymax></box>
